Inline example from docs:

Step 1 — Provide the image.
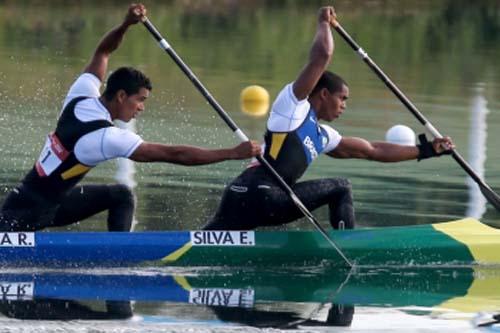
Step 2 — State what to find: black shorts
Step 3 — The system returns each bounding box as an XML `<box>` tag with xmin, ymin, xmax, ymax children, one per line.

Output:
<box><xmin>0</xmin><ymin>184</ymin><xmax>135</xmax><ymax>232</ymax></box>
<box><xmin>204</xmin><ymin>167</ymin><xmax>355</xmax><ymax>230</ymax></box>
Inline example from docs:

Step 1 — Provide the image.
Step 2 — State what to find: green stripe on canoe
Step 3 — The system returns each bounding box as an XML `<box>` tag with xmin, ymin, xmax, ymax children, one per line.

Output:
<box><xmin>167</xmin><ymin>219</ymin><xmax>490</xmax><ymax>267</ymax></box>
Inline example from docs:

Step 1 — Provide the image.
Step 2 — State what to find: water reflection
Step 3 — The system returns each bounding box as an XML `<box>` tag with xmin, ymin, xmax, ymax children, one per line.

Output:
<box><xmin>0</xmin><ymin>269</ymin><xmax>354</xmax><ymax>328</ymax></box>
<box><xmin>0</xmin><ymin>299</ymin><xmax>132</xmax><ymax>320</ymax></box>
<box><xmin>209</xmin><ymin>303</ymin><xmax>354</xmax><ymax>329</ymax></box>
<box><xmin>1</xmin><ymin>266</ymin><xmax>499</xmax><ymax>327</ymax></box>
<box><xmin>474</xmin><ymin>312</ymin><xmax>500</xmax><ymax>328</ymax></box>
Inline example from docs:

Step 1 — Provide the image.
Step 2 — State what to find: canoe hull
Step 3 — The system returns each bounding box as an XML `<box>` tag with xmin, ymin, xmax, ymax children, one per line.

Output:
<box><xmin>0</xmin><ymin>218</ymin><xmax>498</xmax><ymax>267</ymax></box>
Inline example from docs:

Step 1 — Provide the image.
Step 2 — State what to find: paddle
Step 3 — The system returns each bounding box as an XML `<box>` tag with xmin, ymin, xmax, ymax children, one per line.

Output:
<box><xmin>332</xmin><ymin>20</ymin><xmax>500</xmax><ymax>211</ymax></box>
<box><xmin>140</xmin><ymin>17</ymin><xmax>353</xmax><ymax>267</ymax></box>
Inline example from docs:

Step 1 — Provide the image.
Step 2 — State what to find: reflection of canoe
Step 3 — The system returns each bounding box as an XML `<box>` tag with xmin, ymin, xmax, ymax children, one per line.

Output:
<box><xmin>1</xmin><ymin>266</ymin><xmax>500</xmax><ymax>313</ymax></box>
<box><xmin>0</xmin><ymin>218</ymin><xmax>499</xmax><ymax>267</ymax></box>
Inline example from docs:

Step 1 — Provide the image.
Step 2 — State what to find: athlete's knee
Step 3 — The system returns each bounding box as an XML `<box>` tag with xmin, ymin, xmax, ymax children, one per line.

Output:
<box><xmin>336</xmin><ymin>178</ymin><xmax>352</xmax><ymax>192</ymax></box>
<box><xmin>106</xmin><ymin>185</ymin><xmax>135</xmax><ymax>232</ymax></box>
<box><xmin>324</xmin><ymin>178</ymin><xmax>352</xmax><ymax>197</ymax></box>
<box><xmin>108</xmin><ymin>184</ymin><xmax>135</xmax><ymax>208</ymax></box>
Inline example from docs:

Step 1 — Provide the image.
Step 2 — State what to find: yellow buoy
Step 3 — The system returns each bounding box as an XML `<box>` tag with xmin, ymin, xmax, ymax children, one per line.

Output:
<box><xmin>240</xmin><ymin>85</ymin><xmax>270</xmax><ymax>117</ymax></box>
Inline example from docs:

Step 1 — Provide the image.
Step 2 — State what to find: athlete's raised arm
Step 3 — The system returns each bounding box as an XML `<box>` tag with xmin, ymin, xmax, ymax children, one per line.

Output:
<box><xmin>292</xmin><ymin>6</ymin><xmax>336</xmax><ymax>101</ymax></box>
<box><xmin>84</xmin><ymin>3</ymin><xmax>146</xmax><ymax>81</ymax></box>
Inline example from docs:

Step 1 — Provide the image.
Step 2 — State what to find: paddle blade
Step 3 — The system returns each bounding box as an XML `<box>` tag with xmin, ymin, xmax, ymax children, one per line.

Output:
<box><xmin>480</xmin><ymin>184</ymin><xmax>500</xmax><ymax>211</ymax></box>
<box><xmin>451</xmin><ymin>152</ymin><xmax>500</xmax><ymax>212</ymax></box>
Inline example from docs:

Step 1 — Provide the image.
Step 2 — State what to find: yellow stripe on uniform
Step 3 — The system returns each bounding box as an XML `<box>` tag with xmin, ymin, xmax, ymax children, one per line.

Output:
<box><xmin>432</xmin><ymin>218</ymin><xmax>500</xmax><ymax>264</ymax></box>
<box><xmin>269</xmin><ymin>133</ymin><xmax>287</xmax><ymax>159</ymax></box>
<box><xmin>161</xmin><ymin>242</ymin><xmax>192</xmax><ymax>263</ymax></box>
<box><xmin>61</xmin><ymin>164</ymin><xmax>90</xmax><ymax>180</ymax></box>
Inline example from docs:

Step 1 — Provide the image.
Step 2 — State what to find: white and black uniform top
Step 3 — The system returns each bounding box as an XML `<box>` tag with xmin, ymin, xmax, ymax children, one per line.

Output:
<box><xmin>255</xmin><ymin>83</ymin><xmax>342</xmax><ymax>185</ymax></box>
<box><xmin>21</xmin><ymin>73</ymin><xmax>144</xmax><ymax>202</ymax></box>
<box><xmin>204</xmin><ymin>83</ymin><xmax>348</xmax><ymax>230</ymax></box>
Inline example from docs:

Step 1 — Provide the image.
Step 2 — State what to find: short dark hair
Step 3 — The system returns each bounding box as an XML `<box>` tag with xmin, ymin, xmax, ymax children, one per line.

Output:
<box><xmin>310</xmin><ymin>71</ymin><xmax>347</xmax><ymax>96</ymax></box>
<box><xmin>102</xmin><ymin>67</ymin><xmax>152</xmax><ymax>100</ymax></box>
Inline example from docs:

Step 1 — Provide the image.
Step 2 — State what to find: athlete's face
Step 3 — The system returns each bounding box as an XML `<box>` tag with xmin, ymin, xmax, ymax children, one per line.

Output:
<box><xmin>117</xmin><ymin>88</ymin><xmax>150</xmax><ymax>122</ymax></box>
<box><xmin>321</xmin><ymin>84</ymin><xmax>349</xmax><ymax>121</ymax></box>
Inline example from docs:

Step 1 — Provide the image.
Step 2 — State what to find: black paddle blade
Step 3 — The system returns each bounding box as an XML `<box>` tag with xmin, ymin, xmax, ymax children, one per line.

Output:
<box><xmin>480</xmin><ymin>184</ymin><xmax>500</xmax><ymax>211</ymax></box>
<box><xmin>451</xmin><ymin>152</ymin><xmax>500</xmax><ymax>212</ymax></box>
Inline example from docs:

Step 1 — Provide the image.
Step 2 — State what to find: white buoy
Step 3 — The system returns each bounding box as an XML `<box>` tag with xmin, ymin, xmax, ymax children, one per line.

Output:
<box><xmin>385</xmin><ymin>124</ymin><xmax>416</xmax><ymax>146</ymax></box>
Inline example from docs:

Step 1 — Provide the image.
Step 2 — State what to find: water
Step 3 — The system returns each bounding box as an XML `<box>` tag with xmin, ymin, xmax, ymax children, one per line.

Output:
<box><xmin>1</xmin><ymin>266</ymin><xmax>499</xmax><ymax>332</ymax></box>
<box><xmin>1</xmin><ymin>0</ymin><xmax>500</xmax><ymax>331</ymax></box>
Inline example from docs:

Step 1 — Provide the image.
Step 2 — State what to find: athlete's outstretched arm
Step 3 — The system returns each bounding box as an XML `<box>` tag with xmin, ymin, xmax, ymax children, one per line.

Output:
<box><xmin>328</xmin><ymin>136</ymin><xmax>454</xmax><ymax>162</ymax></box>
<box><xmin>129</xmin><ymin>141</ymin><xmax>262</xmax><ymax>165</ymax></box>
<box><xmin>292</xmin><ymin>7</ymin><xmax>336</xmax><ymax>100</ymax></box>
<box><xmin>84</xmin><ymin>4</ymin><xmax>146</xmax><ymax>81</ymax></box>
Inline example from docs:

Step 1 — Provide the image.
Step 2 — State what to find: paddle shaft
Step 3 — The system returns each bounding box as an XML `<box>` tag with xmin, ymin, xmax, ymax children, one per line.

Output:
<box><xmin>333</xmin><ymin>22</ymin><xmax>500</xmax><ymax>211</ymax></box>
<box><xmin>141</xmin><ymin>18</ymin><xmax>353</xmax><ymax>267</ymax></box>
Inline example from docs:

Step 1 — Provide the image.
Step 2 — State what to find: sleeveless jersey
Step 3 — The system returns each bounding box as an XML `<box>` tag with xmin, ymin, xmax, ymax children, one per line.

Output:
<box><xmin>263</xmin><ymin>109</ymin><xmax>330</xmax><ymax>184</ymax></box>
<box><xmin>247</xmin><ymin>83</ymin><xmax>341</xmax><ymax>185</ymax></box>
<box><xmin>21</xmin><ymin>97</ymin><xmax>113</xmax><ymax>201</ymax></box>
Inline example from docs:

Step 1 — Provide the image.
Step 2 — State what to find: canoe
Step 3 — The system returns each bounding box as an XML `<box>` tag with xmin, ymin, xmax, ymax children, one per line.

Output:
<box><xmin>0</xmin><ymin>218</ymin><xmax>499</xmax><ymax>268</ymax></box>
<box><xmin>1</xmin><ymin>266</ymin><xmax>499</xmax><ymax>313</ymax></box>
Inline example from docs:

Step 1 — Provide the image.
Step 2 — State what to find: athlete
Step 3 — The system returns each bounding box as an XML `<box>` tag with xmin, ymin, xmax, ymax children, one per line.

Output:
<box><xmin>204</xmin><ymin>6</ymin><xmax>454</xmax><ymax>231</ymax></box>
<box><xmin>0</xmin><ymin>3</ymin><xmax>260</xmax><ymax>232</ymax></box>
